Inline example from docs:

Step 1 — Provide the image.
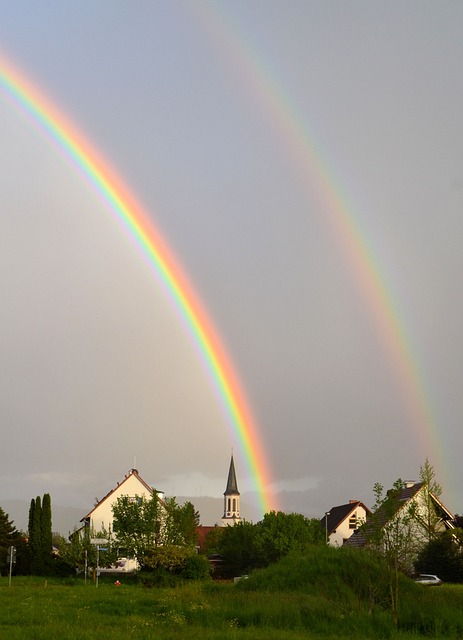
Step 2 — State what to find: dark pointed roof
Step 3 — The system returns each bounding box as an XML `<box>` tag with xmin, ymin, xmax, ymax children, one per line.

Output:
<box><xmin>320</xmin><ymin>500</ymin><xmax>371</xmax><ymax>536</ymax></box>
<box><xmin>224</xmin><ymin>455</ymin><xmax>240</xmax><ymax>496</ymax></box>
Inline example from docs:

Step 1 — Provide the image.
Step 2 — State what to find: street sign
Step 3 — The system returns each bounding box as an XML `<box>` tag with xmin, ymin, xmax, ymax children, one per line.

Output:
<box><xmin>8</xmin><ymin>546</ymin><xmax>16</xmax><ymax>588</ymax></box>
<box><xmin>90</xmin><ymin>538</ymin><xmax>108</xmax><ymax>545</ymax></box>
<box><xmin>7</xmin><ymin>546</ymin><xmax>16</xmax><ymax>563</ymax></box>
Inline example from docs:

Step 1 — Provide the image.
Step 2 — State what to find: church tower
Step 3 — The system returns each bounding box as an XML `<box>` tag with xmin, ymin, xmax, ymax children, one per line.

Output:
<box><xmin>222</xmin><ymin>453</ymin><xmax>241</xmax><ymax>526</ymax></box>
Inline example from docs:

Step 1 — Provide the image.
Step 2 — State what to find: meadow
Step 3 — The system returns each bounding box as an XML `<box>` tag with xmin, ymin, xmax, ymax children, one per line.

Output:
<box><xmin>2</xmin><ymin>547</ymin><xmax>463</xmax><ymax>639</ymax></box>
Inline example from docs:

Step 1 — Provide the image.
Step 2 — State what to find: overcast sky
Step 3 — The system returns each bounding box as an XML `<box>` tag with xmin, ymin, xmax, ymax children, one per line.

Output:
<box><xmin>0</xmin><ymin>1</ymin><xmax>462</xmax><ymax>526</ymax></box>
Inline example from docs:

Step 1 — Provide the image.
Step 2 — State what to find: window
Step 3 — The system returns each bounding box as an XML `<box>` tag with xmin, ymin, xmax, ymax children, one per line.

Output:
<box><xmin>349</xmin><ymin>514</ymin><xmax>357</xmax><ymax>529</ymax></box>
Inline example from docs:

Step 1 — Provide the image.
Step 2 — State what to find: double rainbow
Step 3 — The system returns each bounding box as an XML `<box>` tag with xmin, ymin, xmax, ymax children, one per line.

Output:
<box><xmin>0</xmin><ymin>55</ymin><xmax>275</xmax><ymax>515</ymax></box>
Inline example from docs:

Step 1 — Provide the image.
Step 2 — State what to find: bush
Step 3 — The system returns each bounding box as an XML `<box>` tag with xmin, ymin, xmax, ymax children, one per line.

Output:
<box><xmin>415</xmin><ymin>533</ymin><xmax>463</xmax><ymax>583</ymax></box>
<box><xmin>181</xmin><ymin>554</ymin><xmax>211</xmax><ymax>580</ymax></box>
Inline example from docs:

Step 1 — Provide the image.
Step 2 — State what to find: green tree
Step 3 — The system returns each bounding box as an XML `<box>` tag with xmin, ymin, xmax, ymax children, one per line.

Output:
<box><xmin>112</xmin><ymin>493</ymin><xmax>163</xmax><ymax>565</ymax></box>
<box><xmin>216</xmin><ymin>512</ymin><xmax>325</xmax><ymax>577</ymax></box>
<box><xmin>415</xmin><ymin>530</ymin><xmax>463</xmax><ymax>583</ymax></box>
<box><xmin>409</xmin><ymin>459</ymin><xmax>443</xmax><ymax>544</ymax></box>
<box><xmin>255</xmin><ymin>511</ymin><xmax>325</xmax><ymax>565</ymax></box>
<box><xmin>64</xmin><ymin>525</ymin><xmax>117</xmax><ymax>577</ymax></box>
<box><xmin>25</xmin><ymin>498</ymin><xmax>35</xmax><ymax>572</ymax></box>
<box><xmin>217</xmin><ymin>520</ymin><xmax>260</xmax><ymax>577</ymax></box>
<box><xmin>112</xmin><ymin>493</ymin><xmax>202</xmax><ymax>574</ymax></box>
<box><xmin>27</xmin><ymin>498</ymin><xmax>35</xmax><ymax>544</ymax></box>
<box><xmin>0</xmin><ymin>507</ymin><xmax>22</xmax><ymax>576</ymax></box>
<box><xmin>30</xmin><ymin>495</ymin><xmax>44</xmax><ymax>575</ymax></box>
<box><xmin>171</xmin><ymin>500</ymin><xmax>200</xmax><ymax>547</ymax></box>
<box><xmin>41</xmin><ymin>493</ymin><xmax>53</xmax><ymax>574</ymax></box>
<box><xmin>359</xmin><ymin>480</ymin><xmax>416</xmax><ymax>626</ymax></box>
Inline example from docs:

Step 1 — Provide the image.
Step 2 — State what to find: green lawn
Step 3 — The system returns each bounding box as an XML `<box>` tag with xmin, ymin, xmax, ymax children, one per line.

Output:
<box><xmin>1</xmin><ymin>575</ymin><xmax>463</xmax><ymax>640</ymax></box>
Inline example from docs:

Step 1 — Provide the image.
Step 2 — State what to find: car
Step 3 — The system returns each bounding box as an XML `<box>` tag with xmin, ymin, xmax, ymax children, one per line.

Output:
<box><xmin>415</xmin><ymin>574</ymin><xmax>442</xmax><ymax>586</ymax></box>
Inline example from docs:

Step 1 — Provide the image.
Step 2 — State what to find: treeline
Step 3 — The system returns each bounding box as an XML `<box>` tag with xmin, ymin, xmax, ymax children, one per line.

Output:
<box><xmin>203</xmin><ymin>511</ymin><xmax>325</xmax><ymax>577</ymax></box>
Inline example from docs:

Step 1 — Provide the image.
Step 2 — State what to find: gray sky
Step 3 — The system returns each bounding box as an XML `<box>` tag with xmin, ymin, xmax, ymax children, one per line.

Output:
<box><xmin>0</xmin><ymin>1</ymin><xmax>462</xmax><ymax>526</ymax></box>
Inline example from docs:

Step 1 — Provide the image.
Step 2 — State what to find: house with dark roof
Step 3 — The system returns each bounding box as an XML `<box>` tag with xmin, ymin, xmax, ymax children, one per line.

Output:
<box><xmin>345</xmin><ymin>481</ymin><xmax>454</xmax><ymax>552</ymax></box>
<box><xmin>321</xmin><ymin>500</ymin><xmax>371</xmax><ymax>547</ymax></box>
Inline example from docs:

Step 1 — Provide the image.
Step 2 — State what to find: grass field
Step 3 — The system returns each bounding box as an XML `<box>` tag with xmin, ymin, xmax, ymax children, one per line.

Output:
<box><xmin>2</xmin><ymin>547</ymin><xmax>463</xmax><ymax>639</ymax></box>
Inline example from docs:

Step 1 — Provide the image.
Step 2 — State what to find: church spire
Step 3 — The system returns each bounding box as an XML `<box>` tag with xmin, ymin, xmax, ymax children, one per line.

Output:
<box><xmin>222</xmin><ymin>453</ymin><xmax>241</xmax><ymax>525</ymax></box>
<box><xmin>225</xmin><ymin>453</ymin><xmax>239</xmax><ymax>494</ymax></box>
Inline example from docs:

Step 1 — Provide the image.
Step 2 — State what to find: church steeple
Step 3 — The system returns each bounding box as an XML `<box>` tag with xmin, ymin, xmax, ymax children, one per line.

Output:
<box><xmin>222</xmin><ymin>453</ymin><xmax>241</xmax><ymax>525</ymax></box>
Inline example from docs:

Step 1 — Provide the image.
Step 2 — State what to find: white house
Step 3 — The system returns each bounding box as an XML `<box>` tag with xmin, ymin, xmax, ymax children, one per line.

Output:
<box><xmin>345</xmin><ymin>481</ymin><xmax>454</xmax><ymax>554</ymax></box>
<box><xmin>321</xmin><ymin>500</ymin><xmax>371</xmax><ymax>547</ymax></box>
<box><xmin>79</xmin><ymin>468</ymin><xmax>164</xmax><ymax>535</ymax></box>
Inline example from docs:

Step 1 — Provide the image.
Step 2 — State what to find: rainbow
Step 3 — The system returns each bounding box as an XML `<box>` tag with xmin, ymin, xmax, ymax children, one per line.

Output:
<box><xmin>0</xmin><ymin>54</ymin><xmax>275</xmax><ymax>516</ymax></box>
<box><xmin>195</xmin><ymin>5</ymin><xmax>446</xmax><ymax>477</ymax></box>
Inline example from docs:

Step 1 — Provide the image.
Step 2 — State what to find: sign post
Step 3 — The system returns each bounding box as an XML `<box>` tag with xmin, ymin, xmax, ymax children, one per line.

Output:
<box><xmin>90</xmin><ymin>539</ymin><xmax>108</xmax><ymax>588</ymax></box>
<box><xmin>7</xmin><ymin>546</ymin><xmax>16</xmax><ymax>588</ymax></box>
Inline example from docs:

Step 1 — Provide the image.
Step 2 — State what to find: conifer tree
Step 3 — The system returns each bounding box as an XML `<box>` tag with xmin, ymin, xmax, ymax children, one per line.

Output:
<box><xmin>25</xmin><ymin>498</ymin><xmax>36</xmax><ymax>573</ymax></box>
<box><xmin>30</xmin><ymin>496</ymin><xmax>44</xmax><ymax>575</ymax></box>
<box><xmin>0</xmin><ymin>507</ymin><xmax>21</xmax><ymax>576</ymax></box>
<box><xmin>28</xmin><ymin>498</ymin><xmax>35</xmax><ymax>540</ymax></box>
<box><xmin>41</xmin><ymin>493</ymin><xmax>53</xmax><ymax>573</ymax></box>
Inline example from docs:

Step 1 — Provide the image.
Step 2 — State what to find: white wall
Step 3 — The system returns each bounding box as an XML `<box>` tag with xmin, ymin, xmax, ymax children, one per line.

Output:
<box><xmin>329</xmin><ymin>505</ymin><xmax>368</xmax><ymax>547</ymax></box>
<box><xmin>89</xmin><ymin>474</ymin><xmax>153</xmax><ymax>533</ymax></box>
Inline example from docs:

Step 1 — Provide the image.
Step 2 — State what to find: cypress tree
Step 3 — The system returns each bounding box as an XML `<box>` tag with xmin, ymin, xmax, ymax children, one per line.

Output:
<box><xmin>30</xmin><ymin>496</ymin><xmax>44</xmax><ymax>575</ymax></box>
<box><xmin>25</xmin><ymin>498</ymin><xmax>36</xmax><ymax>573</ymax></box>
<box><xmin>41</xmin><ymin>493</ymin><xmax>53</xmax><ymax>574</ymax></box>
<box><xmin>28</xmin><ymin>498</ymin><xmax>35</xmax><ymax>538</ymax></box>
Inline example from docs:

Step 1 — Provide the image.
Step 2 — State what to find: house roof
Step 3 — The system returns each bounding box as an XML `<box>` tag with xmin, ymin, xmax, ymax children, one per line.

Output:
<box><xmin>81</xmin><ymin>468</ymin><xmax>155</xmax><ymax>522</ymax></box>
<box><xmin>321</xmin><ymin>501</ymin><xmax>371</xmax><ymax>535</ymax></box>
<box><xmin>196</xmin><ymin>525</ymin><xmax>218</xmax><ymax>550</ymax></box>
<box><xmin>345</xmin><ymin>481</ymin><xmax>454</xmax><ymax>548</ymax></box>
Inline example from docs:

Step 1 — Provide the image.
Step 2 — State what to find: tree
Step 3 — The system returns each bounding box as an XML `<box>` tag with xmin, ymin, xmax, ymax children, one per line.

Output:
<box><xmin>415</xmin><ymin>531</ymin><xmax>463</xmax><ymax>583</ymax></box>
<box><xmin>409</xmin><ymin>459</ymin><xmax>443</xmax><ymax>544</ymax></box>
<box><xmin>170</xmin><ymin>500</ymin><xmax>200</xmax><ymax>547</ymax></box>
<box><xmin>359</xmin><ymin>480</ymin><xmax>416</xmax><ymax>626</ymax></box>
<box><xmin>64</xmin><ymin>525</ymin><xmax>117</xmax><ymax>577</ymax></box>
<box><xmin>112</xmin><ymin>494</ymin><xmax>162</xmax><ymax>563</ymax></box>
<box><xmin>0</xmin><ymin>507</ymin><xmax>22</xmax><ymax>576</ymax></box>
<box><xmin>41</xmin><ymin>493</ymin><xmax>53</xmax><ymax>573</ymax></box>
<box><xmin>30</xmin><ymin>495</ymin><xmax>44</xmax><ymax>575</ymax></box>
<box><xmin>159</xmin><ymin>497</ymin><xmax>199</xmax><ymax>548</ymax></box>
<box><xmin>217</xmin><ymin>520</ymin><xmax>260</xmax><ymax>577</ymax></box>
<box><xmin>111</xmin><ymin>492</ymin><xmax>200</xmax><ymax>572</ymax></box>
<box><xmin>215</xmin><ymin>512</ymin><xmax>325</xmax><ymax>577</ymax></box>
<box><xmin>255</xmin><ymin>511</ymin><xmax>325</xmax><ymax>566</ymax></box>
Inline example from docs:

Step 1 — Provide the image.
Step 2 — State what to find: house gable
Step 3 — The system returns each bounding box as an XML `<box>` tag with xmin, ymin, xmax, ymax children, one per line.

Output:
<box><xmin>345</xmin><ymin>481</ymin><xmax>454</xmax><ymax>549</ymax></box>
<box><xmin>81</xmin><ymin>469</ymin><xmax>160</xmax><ymax>533</ymax></box>
<box><xmin>321</xmin><ymin>500</ymin><xmax>371</xmax><ymax>547</ymax></box>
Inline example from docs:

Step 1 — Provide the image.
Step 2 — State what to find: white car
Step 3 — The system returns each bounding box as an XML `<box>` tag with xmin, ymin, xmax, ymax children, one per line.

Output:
<box><xmin>415</xmin><ymin>574</ymin><xmax>442</xmax><ymax>585</ymax></box>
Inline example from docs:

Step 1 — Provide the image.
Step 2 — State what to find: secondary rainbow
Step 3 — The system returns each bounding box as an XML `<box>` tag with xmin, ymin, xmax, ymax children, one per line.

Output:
<box><xmin>196</xmin><ymin>4</ymin><xmax>446</xmax><ymax>475</ymax></box>
<box><xmin>0</xmin><ymin>54</ymin><xmax>275</xmax><ymax>516</ymax></box>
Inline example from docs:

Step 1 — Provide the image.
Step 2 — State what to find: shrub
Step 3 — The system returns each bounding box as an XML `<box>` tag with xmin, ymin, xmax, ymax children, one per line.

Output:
<box><xmin>415</xmin><ymin>532</ymin><xmax>463</xmax><ymax>583</ymax></box>
<box><xmin>181</xmin><ymin>554</ymin><xmax>211</xmax><ymax>580</ymax></box>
